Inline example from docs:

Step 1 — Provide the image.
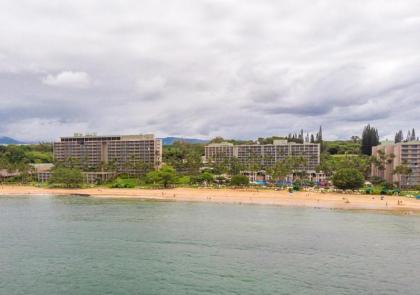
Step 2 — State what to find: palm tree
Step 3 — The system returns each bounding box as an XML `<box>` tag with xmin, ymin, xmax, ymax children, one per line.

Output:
<box><xmin>393</xmin><ymin>163</ymin><xmax>412</xmax><ymax>188</ymax></box>
<box><xmin>247</xmin><ymin>151</ymin><xmax>263</xmax><ymax>173</ymax></box>
<box><xmin>270</xmin><ymin>160</ymin><xmax>292</xmax><ymax>184</ymax></box>
<box><xmin>371</xmin><ymin>150</ymin><xmax>395</xmax><ymax>179</ymax></box>
<box><xmin>64</xmin><ymin>157</ymin><xmax>81</xmax><ymax>169</ymax></box>
<box><xmin>17</xmin><ymin>163</ymin><xmax>34</xmax><ymax>184</ymax></box>
<box><xmin>228</xmin><ymin>157</ymin><xmax>244</xmax><ymax>175</ymax></box>
<box><xmin>184</xmin><ymin>153</ymin><xmax>202</xmax><ymax>174</ymax></box>
<box><xmin>286</xmin><ymin>156</ymin><xmax>307</xmax><ymax>180</ymax></box>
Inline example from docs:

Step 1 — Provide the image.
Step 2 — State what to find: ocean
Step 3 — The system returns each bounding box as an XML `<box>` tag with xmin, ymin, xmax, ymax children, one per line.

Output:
<box><xmin>0</xmin><ymin>196</ymin><xmax>419</xmax><ymax>295</ymax></box>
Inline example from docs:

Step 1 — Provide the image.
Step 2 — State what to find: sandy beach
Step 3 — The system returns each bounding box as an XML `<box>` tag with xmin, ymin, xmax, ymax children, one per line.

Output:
<box><xmin>1</xmin><ymin>185</ymin><xmax>419</xmax><ymax>212</ymax></box>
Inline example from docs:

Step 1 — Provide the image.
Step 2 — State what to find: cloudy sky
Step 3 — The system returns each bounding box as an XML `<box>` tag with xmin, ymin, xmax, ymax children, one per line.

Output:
<box><xmin>1</xmin><ymin>0</ymin><xmax>419</xmax><ymax>142</ymax></box>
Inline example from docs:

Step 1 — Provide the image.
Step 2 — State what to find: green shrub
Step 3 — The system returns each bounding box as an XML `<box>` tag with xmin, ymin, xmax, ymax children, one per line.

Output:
<box><xmin>177</xmin><ymin>176</ymin><xmax>191</xmax><ymax>185</ymax></box>
<box><xmin>294</xmin><ymin>179</ymin><xmax>315</xmax><ymax>187</ymax></box>
<box><xmin>110</xmin><ymin>178</ymin><xmax>136</xmax><ymax>188</ymax></box>
<box><xmin>365</xmin><ymin>186</ymin><xmax>373</xmax><ymax>194</ymax></box>
<box><xmin>200</xmin><ymin>172</ymin><xmax>214</xmax><ymax>183</ymax></box>
<box><xmin>332</xmin><ymin>168</ymin><xmax>365</xmax><ymax>190</ymax></box>
<box><xmin>144</xmin><ymin>165</ymin><xmax>177</xmax><ymax>188</ymax></box>
<box><xmin>293</xmin><ymin>179</ymin><xmax>302</xmax><ymax>186</ymax></box>
<box><xmin>24</xmin><ymin>151</ymin><xmax>53</xmax><ymax>163</ymax></box>
<box><xmin>189</xmin><ymin>172</ymin><xmax>214</xmax><ymax>185</ymax></box>
<box><xmin>370</xmin><ymin>176</ymin><xmax>385</xmax><ymax>185</ymax></box>
<box><xmin>49</xmin><ymin>167</ymin><xmax>84</xmax><ymax>188</ymax></box>
<box><xmin>383</xmin><ymin>182</ymin><xmax>394</xmax><ymax>190</ymax></box>
<box><xmin>230</xmin><ymin>175</ymin><xmax>249</xmax><ymax>186</ymax></box>
<box><xmin>380</xmin><ymin>188</ymin><xmax>388</xmax><ymax>195</ymax></box>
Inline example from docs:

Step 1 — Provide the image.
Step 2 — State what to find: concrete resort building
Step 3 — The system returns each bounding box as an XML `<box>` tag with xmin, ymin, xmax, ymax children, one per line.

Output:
<box><xmin>205</xmin><ymin>140</ymin><xmax>321</xmax><ymax>181</ymax></box>
<box><xmin>372</xmin><ymin>141</ymin><xmax>420</xmax><ymax>187</ymax></box>
<box><xmin>54</xmin><ymin>133</ymin><xmax>162</xmax><ymax>175</ymax></box>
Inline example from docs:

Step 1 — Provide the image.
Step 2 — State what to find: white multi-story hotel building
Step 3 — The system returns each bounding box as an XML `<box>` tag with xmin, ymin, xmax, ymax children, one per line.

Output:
<box><xmin>205</xmin><ymin>140</ymin><xmax>320</xmax><ymax>173</ymax></box>
<box><xmin>54</xmin><ymin>134</ymin><xmax>162</xmax><ymax>174</ymax></box>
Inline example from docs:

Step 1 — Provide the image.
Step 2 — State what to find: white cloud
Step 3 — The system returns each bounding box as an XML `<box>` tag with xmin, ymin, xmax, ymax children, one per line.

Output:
<box><xmin>42</xmin><ymin>71</ymin><xmax>91</xmax><ymax>89</ymax></box>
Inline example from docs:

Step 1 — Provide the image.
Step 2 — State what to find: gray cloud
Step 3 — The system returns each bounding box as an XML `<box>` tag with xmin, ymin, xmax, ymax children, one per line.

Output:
<box><xmin>0</xmin><ymin>0</ymin><xmax>419</xmax><ymax>141</ymax></box>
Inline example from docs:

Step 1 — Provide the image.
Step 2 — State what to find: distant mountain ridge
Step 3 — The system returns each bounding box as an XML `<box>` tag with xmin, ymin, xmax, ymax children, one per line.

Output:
<box><xmin>161</xmin><ymin>137</ymin><xmax>208</xmax><ymax>145</ymax></box>
<box><xmin>0</xmin><ymin>136</ymin><xmax>25</xmax><ymax>144</ymax></box>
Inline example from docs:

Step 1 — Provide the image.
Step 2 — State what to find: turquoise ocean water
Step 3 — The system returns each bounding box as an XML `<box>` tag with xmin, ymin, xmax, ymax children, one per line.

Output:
<box><xmin>0</xmin><ymin>195</ymin><xmax>419</xmax><ymax>295</ymax></box>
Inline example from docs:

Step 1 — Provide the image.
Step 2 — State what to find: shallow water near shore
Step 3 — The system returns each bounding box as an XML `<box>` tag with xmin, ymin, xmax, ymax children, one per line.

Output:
<box><xmin>1</xmin><ymin>195</ymin><xmax>419</xmax><ymax>295</ymax></box>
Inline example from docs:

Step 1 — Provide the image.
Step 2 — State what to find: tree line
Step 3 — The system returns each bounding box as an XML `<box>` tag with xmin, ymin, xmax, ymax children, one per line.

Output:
<box><xmin>394</xmin><ymin>128</ymin><xmax>417</xmax><ymax>143</ymax></box>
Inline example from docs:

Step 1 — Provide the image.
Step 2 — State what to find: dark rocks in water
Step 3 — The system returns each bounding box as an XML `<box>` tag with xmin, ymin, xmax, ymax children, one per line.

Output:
<box><xmin>70</xmin><ymin>193</ymin><xmax>91</xmax><ymax>197</ymax></box>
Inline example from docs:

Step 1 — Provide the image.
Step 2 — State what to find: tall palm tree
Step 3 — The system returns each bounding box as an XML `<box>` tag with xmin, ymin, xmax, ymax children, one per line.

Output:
<box><xmin>393</xmin><ymin>163</ymin><xmax>412</xmax><ymax>188</ymax></box>
<box><xmin>372</xmin><ymin>150</ymin><xmax>395</xmax><ymax>178</ymax></box>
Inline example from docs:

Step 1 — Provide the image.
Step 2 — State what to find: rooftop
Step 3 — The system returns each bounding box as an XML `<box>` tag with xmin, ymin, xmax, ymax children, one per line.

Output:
<box><xmin>377</xmin><ymin>140</ymin><xmax>420</xmax><ymax>147</ymax></box>
<box><xmin>206</xmin><ymin>140</ymin><xmax>320</xmax><ymax>147</ymax></box>
<box><xmin>59</xmin><ymin>134</ymin><xmax>156</xmax><ymax>141</ymax></box>
<box><xmin>29</xmin><ymin>163</ymin><xmax>54</xmax><ymax>172</ymax></box>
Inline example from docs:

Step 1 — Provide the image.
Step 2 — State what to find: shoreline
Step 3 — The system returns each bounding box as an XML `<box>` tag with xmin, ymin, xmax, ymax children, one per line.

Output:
<box><xmin>1</xmin><ymin>185</ymin><xmax>420</xmax><ymax>213</ymax></box>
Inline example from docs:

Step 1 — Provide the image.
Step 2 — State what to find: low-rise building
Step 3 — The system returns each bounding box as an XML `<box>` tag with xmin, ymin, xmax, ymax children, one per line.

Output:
<box><xmin>83</xmin><ymin>171</ymin><xmax>117</xmax><ymax>184</ymax></box>
<box><xmin>0</xmin><ymin>169</ymin><xmax>20</xmax><ymax>181</ymax></box>
<box><xmin>30</xmin><ymin>163</ymin><xmax>54</xmax><ymax>182</ymax></box>
<box><xmin>29</xmin><ymin>164</ymin><xmax>118</xmax><ymax>184</ymax></box>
